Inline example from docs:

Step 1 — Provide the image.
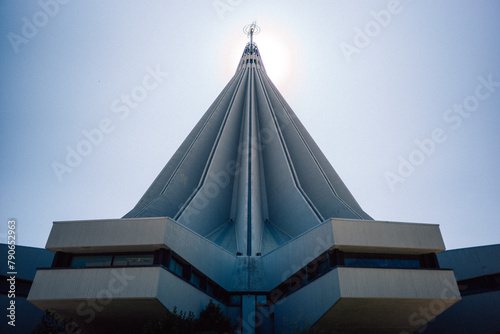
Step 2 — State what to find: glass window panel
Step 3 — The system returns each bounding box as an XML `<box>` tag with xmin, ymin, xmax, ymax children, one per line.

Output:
<box><xmin>318</xmin><ymin>260</ymin><xmax>329</xmax><ymax>273</ymax></box>
<box><xmin>491</xmin><ymin>273</ymin><xmax>500</xmax><ymax>288</ymax></box>
<box><xmin>459</xmin><ymin>277</ymin><xmax>487</xmax><ymax>294</ymax></box>
<box><xmin>169</xmin><ymin>258</ymin><xmax>184</xmax><ymax>277</ymax></box>
<box><xmin>71</xmin><ymin>256</ymin><xmax>112</xmax><ymax>268</ymax></box>
<box><xmin>191</xmin><ymin>272</ymin><xmax>201</xmax><ymax>288</ymax></box>
<box><xmin>344</xmin><ymin>255</ymin><xmax>421</xmax><ymax>269</ymax></box>
<box><xmin>113</xmin><ymin>255</ymin><xmax>154</xmax><ymax>267</ymax></box>
<box><xmin>207</xmin><ymin>283</ymin><xmax>215</xmax><ymax>296</ymax></box>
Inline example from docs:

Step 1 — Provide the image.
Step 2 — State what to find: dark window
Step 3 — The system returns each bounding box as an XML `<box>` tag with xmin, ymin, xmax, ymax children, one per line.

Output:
<box><xmin>491</xmin><ymin>273</ymin><xmax>500</xmax><ymax>288</ymax></box>
<box><xmin>169</xmin><ymin>257</ymin><xmax>184</xmax><ymax>277</ymax></box>
<box><xmin>290</xmin><ymin>274</ymin><xmax>302</xmax><ymax>291</ymax></box>
<box><xmin>112</xmin><ymin>254</ymin><xmax>154</xmax><ymax>267</ymax></box>
<box><xmin>52</xmin><ymin>252</ymin><xmax>72</xmax><ymax>267</ymax></box>
<box><xmin>458</xmin><ymin>276</ymin><xmax>487</xmax><ymax>296</ymax></box>
<box><xmin>71</xmin><ymin>255</ymin><xmax>112</xmax><ymax>268</ymax></box>
<box><xmin>308</xmin><ymin>252</ymin><xmax>329</xmax><ymax>280</ymax></box>
<box><xmin>276</xmin><ymin>279</ymin><xmax>290</xmax><ymax>297</ymax></box>
<box><xmin>207</xmin><ymin>282</ymin><xmax>216</xmax><ymax>296</ymax></box>
<box><xmin>329</xmin><ymin>249</ymin><xmax>344</xmax><ymax>267</ymax></box>
<box><xmin>457</xmin><ymin>273</ymin><xmax>500</xmax><ymax>296</ymax></box>
<box><xmin>182</xmin><ymin>266</ymin><xmax>191</xmax><ymax>281</ymax></box>
<box><xmin>343</xmin><ymin>253</ymin><xmax>422</xmax><ymax>269</ymax></box>
<box><xmin>154</xmin><ymin>249</ymin><xmax>170</xmax><ymax>267</ymax></box>
<box><xmin>64</xmin><ymin>250</ymin><xmax>230</xmax><ymax>304</ymax></box>
<box><xmin>70</xmin><ymin>254</ymin><xmax>155</xmax><ymax>268</ymax></box>
<box><xmin>191</xmin><ymin>271</ymin><xmax>201</xmax><ymax>288</ymax></box>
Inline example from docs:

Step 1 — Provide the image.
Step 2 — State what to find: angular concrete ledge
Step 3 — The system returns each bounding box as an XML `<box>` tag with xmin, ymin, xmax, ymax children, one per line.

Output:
<box><xmin>274</xmin><ymin>267</ymin><xmax>461</xmax><ymax>334</ymax></box>
<box><xmin>44</xmin><ymin>217</ymin><xmax>238</xmax><ymax>289</ymax></box>
<box><xmin>43</xmin><ymin>217</ymin><xmax>447</xmax><ymax>293</ymax></box>
<box><xmin>46</xmin><ymin>217</ymin><xmax>170</xmax><ymax>253</ymax></box>
<box><xmin>28</xmin><ymin>267</ymin><xmax>162</xmax><ymax>306</ymax></box>
<box><xmin>28</xmin><ymin>266</ymin><xmax>223</xmax><ymax>328</ymax></box>
<box><xmin>330</xmin><ymin>218</ymin><xmax>445</xmax><ymax>254</ymax></box>
<box><xmin>262</xmin><ymin>218</ymin><xmax>446</xmax><ymax>289</ymax></box>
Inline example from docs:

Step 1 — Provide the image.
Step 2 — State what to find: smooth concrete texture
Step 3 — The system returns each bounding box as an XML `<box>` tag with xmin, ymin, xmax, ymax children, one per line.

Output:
<box><xmin>28</xmin><ymin>266</ymin><xmax>224</xmax><ymax>333</ymax></box>
<box><xmin>423</xmin><ymin>244</ymin><xmax>500</xmax><ymax>333</ymax></box>
<box><xmin>0</xmin><ymin>244</ymin><xmax>54</xmax><ymax>334</ymax></box>
<box><xmin>436</xmin><ymin>243</ymin><xmax>500</xmax><ymax>280</ymax></box>
<box><xmin>274</xmin><ymin>267</ymin><xmax>460</xmax><ymax>334</ymax></box>
<box><xmin>43</xmin><ymin>216</ymin><xmax>447</xmax><ymax>292</ymax></box>
<box><xmin>123</xmin><ymin>43</ymin><xmax>371</xmax><ymax>256</ymax></box>
<box><xmin>261</xmin><ymin>218</ymin><xmax>446</xmax><ymax>290</ymax></box>
<box><xmin>29</xmin><ymin>42</ymin><xmax>460</xmax><ymax>333</ymax></box>
<box><xmin>46</xmin><ymin>217</ymin><xmax>169</xmax><ymax>253</ymax></box>
<box><xmin>423</xmin><ymin>290</ymin><xmax>500</xmax><ymax>334</ymax></box>
<box><xmin>44</xmin><ymin>217</ymin><xmax>238</xmax><ymax>289</ymax></box>
<box><xmin>330</xmin><ymin>218</ymin><xmax>445</xmax><ymax>254</ymax></box>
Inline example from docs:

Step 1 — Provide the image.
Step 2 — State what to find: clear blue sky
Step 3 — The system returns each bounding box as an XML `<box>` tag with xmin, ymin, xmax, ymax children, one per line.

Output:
<box><xmin>1</xmin><ymin>0</ymin><xmax>500</xmax><ymax>250</ymax></box>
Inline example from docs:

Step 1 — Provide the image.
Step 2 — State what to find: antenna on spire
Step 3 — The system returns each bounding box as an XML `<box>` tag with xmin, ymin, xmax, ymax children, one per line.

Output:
<box><xmin>243</xmin><ymin>22</ymin><xmax>260</xmax><ymax>54</ymax></box>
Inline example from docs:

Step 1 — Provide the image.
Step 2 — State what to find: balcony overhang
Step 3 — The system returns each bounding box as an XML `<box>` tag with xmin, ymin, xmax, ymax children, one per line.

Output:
<box><xmin>274</xmin><ymin>267</ymin><xmax>461</xmax><ymax>334</ymax></box>
<box><xmin>45</xmin><ymin>217</ymin><xmax>171</xmax><ymax>253</ymax></box>
<box><xmin>261</xmin><ymin>218</ymin><xmax>446</xmax><ymax>290</ymax></box>
<box><xmin>328</xmin><ymin>218</ymin><xmax>445</xmax><ymax>254</ymax></box>
<box><xmin>28</xmin><ymin>266</ymin><xmax>223</xmax><ymax>332</ymax></box>
<box><xmin>44</xmin><ymin>217</ymin><xmax>449</xmax><ymax>292</ymax></box>
<box><xmin>44</xmin><ymin>217</ymin><xmax>237</xmax><ymax>289</ymax></box>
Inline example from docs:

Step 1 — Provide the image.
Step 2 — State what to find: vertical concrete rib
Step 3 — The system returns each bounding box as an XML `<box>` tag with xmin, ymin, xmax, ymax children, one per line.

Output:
<box><xmin>233</xmin><ymin>68</ymin><xmax>250</xmax><ymax>255</ymax></box>
<box><xmin>123</xmin><ymin>42</ymin><xmax>372</xmax><ymax>256</ymax></box>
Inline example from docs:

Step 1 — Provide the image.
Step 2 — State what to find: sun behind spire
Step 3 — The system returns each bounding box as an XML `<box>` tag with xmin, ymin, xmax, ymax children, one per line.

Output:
<box><xmin>243</xmin><ymin>21</ymin><xmax>260</xmax><ymax>54</ymax></box>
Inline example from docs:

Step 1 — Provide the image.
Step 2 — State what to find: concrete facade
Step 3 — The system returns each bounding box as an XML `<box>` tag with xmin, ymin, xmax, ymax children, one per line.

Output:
<box><xmin>26</xmin><ymin>40</ymin><xmax>470</xmax><ymax>333</ymax></box>
<box><xmin>0</xmin><ymin>244</ymin><xmax>54</xmax><ymax>334</ymax></box>
<box><xmin>422</xmin><ymin>244</ymin><xmax>500</xmax><ymax>334</ymax></box>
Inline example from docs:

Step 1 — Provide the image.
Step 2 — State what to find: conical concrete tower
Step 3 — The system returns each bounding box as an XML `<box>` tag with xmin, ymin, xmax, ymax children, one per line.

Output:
<box><xmin>29</xmin><ymin>26</ymin><xmax>461</xmax><ymax>334</ymax></box>
<box><xmin>124</xmin><ymin>38</ymin><xmax>371</xmax><ymax>257</ymax></box>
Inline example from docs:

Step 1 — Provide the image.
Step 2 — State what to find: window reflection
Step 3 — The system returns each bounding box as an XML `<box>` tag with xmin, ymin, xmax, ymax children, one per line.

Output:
<box><xmin>71</xmin><ymin>255</ymin><xmax>112</xmax><ymax>268</ymax></box>
<box><xmin>113</xmin><ymin>255</ymin><xmax>154</xmax><ymax>266</ymax></box>
<box><xmin>169</xmin><ymin>257</ymin><xmax>184</xmax><ymax>277</ymax></box>
<box><xmin>191</xmin><ymin>272</ymin><xmax>201</xmax><ymax>288</ymax></box>
<box><xmin>343</xmin><ymin>254</ymin><xmax>422</xmax><ymax>269</ymax></box>
<box><xmin>70</xmin><ymin>254</ymin><xmax>153</xmax><ymax>268</ymax></box>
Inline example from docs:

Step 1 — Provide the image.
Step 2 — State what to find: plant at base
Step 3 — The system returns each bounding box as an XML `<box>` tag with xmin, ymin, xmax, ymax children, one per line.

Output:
<box><xmin>141</xmin><ymin>306</ymin><xmax>195</xmax><ymax>334</ymax></box>
<box><xmin>141</xmin><ymin>300</ymin><xmax>234</xmax><ymax>334</ymax></box>
<box><xmin>31</xmin><ymin>310</ymin><xmax>80</xmax><ymax>334</ymax></box>
<box><xmin>195</xmin><ymin>299</ymin><xmax>233</xmax><ymax>334</ymax></box>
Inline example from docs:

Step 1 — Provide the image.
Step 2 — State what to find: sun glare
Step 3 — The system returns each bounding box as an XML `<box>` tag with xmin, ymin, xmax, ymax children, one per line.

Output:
<box><xmin>223</xmin><ymin>27</ymin><xmax>296</xmax><ymax>92</ymax></box>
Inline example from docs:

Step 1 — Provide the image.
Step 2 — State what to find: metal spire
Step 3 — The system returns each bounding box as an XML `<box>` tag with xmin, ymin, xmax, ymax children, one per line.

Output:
<box><xmin>243</xmin><ymin>22</ymin><xmax>260</xmax><ymax>54</ymax></box>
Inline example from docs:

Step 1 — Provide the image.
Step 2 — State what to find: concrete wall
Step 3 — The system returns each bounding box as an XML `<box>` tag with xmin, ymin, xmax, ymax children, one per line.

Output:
<box><xmin>28</xmin><ymin>266</ymin><xmax>226</xmax><ymax>332</ymax></box>
<box><xmin>437</xmin><ymin>244</ymin><xmax>500</xmax><ymax>279</ymax></box>
<box><xmin>45</xmin><ymin>217</ymin><xmax>169</xmax><ymax>253</ymax></box>
<box><xmin>261</xmin><ymin>218</ymin><xmax>446</xmax><ymax>290</ymax></box>
<box><xmin>0</xmin><ymin>244</ymin><xmax>54</xmax><ymax>334</ymax></box>
<box><xmin>423</xmin><ymin>244</ymin><xmax>500</xmax><ymax>334</ymax></box>
<box><xmin>274</xmin><ymin>267</ymin><xmax>459</xmax><ymax>334</ymax></box>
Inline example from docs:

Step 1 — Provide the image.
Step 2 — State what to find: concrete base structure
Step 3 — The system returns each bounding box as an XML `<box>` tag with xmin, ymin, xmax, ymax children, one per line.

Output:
<box><xmin>275</xmin><ymin>267</ymin><xmax>459</xmax><ymax>334</ymax></box>
<box><xmin>28</xmin><ymin>217</ymin><xmax>461</xmax><ymax>333</ymax></box>
<box><xmin>26</xmin><ymin>38</ymin><xmax>474</xmax><ymax>333</ymax></box>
